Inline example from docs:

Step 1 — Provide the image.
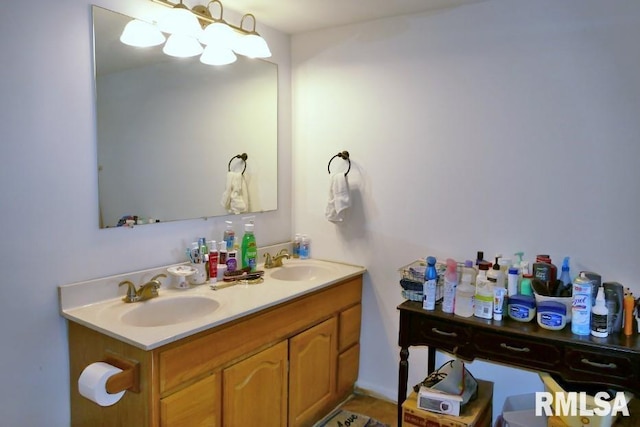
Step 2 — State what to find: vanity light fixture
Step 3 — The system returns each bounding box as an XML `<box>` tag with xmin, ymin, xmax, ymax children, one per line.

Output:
<box><xmin>120</xmin><ymin>0</ymin><xmax>271</xmax><ymax>63</ymax></box>
<box><xmin>120</xmin><ymin>19</ymin><xmax>166</xmax><ymax>47</ymax></box>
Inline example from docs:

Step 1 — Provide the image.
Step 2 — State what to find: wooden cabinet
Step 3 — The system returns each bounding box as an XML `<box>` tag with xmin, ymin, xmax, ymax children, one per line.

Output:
<box><xmin>160</xmin><ymin>372</ymin><xmax>221</xmax><ymax>427</ymax></box>
<box><xmin>224</xmin><ymin>341</ymin><xmax>288</xmax><ymax>427</ymax></box>
<box><xmin>289</xmin><ymin>317</ymin><xmax>338</xmax><ymax>427</ymax></box>
<box><xmin>68</xmin><ymin>275</ymin><xmax>363</xmax><ymax>427</ymax></box>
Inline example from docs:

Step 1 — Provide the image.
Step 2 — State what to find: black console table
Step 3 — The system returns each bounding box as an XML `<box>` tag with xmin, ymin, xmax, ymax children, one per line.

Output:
<box><xmin>397</xmin><ymin>300</ymin><xmax>640</xmax><ymax>426</ymax></box>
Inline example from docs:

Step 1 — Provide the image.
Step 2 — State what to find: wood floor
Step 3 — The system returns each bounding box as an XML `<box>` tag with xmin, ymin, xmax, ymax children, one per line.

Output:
<box><xmin>336</xmin><ymin>392</ymin><xmax>398</xmax><ymax>427</ymax></box>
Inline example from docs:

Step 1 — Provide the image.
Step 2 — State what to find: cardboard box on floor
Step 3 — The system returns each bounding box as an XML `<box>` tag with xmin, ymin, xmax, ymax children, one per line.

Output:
<box><xmin>402</xmin><ymin>379</ymin><xmax>493</xmax><ymax>427</ymax></box>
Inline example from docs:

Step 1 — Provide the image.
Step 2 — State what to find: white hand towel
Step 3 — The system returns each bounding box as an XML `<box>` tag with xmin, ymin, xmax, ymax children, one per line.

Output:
<box><xmin>221</xmin><ymin>171</ymin><xmax>249</xmax><ymax>214</ymax></box>
<box><xmin>325</xmin><ymin>172</ymin><xmax>351</xmax><ymax>222</ymax></box>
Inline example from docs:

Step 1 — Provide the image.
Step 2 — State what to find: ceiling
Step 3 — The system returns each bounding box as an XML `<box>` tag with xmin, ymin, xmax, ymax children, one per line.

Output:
<box><xmin>222</xmin><ymin>0</ymin><xmax>484</xmax><ymax>34</ymax></box>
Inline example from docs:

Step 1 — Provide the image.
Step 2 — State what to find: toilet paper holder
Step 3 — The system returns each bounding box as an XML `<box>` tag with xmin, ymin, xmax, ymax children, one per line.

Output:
<box><xmin>103</xmin><ymin>354</ymin><xmax>140</xmax><ymax>394</ymax></box>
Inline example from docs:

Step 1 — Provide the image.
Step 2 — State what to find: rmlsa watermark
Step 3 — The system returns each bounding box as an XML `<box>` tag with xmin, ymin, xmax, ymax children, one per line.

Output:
<box><xmin>535</xmin><ymin>392</ymin><xmax>630</xmax><ymax>417</ymax></box>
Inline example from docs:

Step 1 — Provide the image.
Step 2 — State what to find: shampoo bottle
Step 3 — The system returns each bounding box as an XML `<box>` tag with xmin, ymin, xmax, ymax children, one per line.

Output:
<box><xmin>241</xmin><ymin>222</ymin><xmax>258</xmax><ymax>271</ymax></box>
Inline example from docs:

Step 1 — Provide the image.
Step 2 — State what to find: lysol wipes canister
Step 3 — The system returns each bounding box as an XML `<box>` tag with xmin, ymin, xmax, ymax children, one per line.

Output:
<box><xmin>571</xmin><ymin>273</ymin><xmax>593</xmax><ymax>336</ymax></box>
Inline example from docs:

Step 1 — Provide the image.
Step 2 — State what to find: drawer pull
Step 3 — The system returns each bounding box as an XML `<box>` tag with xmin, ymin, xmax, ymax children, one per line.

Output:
<box><xmin>431</xmin><ymin>328</ymin><xmax>457</xmax><ymax>337</ymax></box>
<box><xmin>581</xmin><ymin>358</ymin><xmax>617</xmax><ymax>369</ymax></box>
<box><xmin>500</xmin><ymin>342</ymin><xmax>530</xmax><ymax>353</ymax></box>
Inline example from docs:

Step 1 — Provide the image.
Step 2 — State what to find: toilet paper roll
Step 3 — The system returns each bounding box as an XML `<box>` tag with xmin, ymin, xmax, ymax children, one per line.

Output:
<box><xmin>78</xmin><ymin>362</ymin><xmax>126</xmax><ymax>406</ymax></box>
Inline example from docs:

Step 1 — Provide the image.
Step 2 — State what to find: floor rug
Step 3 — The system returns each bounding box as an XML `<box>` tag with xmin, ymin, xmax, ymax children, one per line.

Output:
<box><xmin>315</xmin><ymin>409</ymin><xmax>390</xmax><ymax>427</ymax></box>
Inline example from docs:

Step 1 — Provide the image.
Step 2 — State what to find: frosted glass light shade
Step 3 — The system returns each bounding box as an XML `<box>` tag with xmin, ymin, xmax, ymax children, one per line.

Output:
<box><xmin>200</xmin><ymin>45</ymin><xmax>237</xmax><ymax>66</ymax></box>
<box><xmin>233</xmin><ymin>33</ymin><xmax>271</xmax><ymax>58</ymax></box>
<box><xmin>163</xmin><ymin>34</ymin><xmax>204</xmax><ymax>58</ymax></box>
<box><xmin>158</xmin><ymin>7</ymin><xmax>203</xmax><ymax>38</ymax></box>
<box><xmin>120</xmin><ymin>19</ymin><xmax>166</xmax><ymax>47</ymax></box>
<box><xmin>199</xmin><ymin>22</ymin><xmax>237</xmax><ymax>47</ymax></box>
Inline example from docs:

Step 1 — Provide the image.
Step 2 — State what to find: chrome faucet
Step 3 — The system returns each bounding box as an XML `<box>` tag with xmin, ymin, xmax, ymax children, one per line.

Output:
<box><xmin>264</xmin><ymin>249</ymin><xmax>291</xmax><ymax>268</ymax></box>
<box><xmin>118</xmin><ymin>274</ymin><xmax>167</xmax><ymax>303</ymax></box>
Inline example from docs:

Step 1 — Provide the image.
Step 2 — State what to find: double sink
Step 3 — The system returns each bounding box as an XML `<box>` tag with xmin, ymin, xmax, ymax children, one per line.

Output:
<box><xmin>60</xmin><ymin>259</ymin><xmax>364</xmax><ymax>350</ymax></box>
<box><xmin>115</xmin><ymin>260</ymin><xmax>337</xmax><ymax>327</ymax></box>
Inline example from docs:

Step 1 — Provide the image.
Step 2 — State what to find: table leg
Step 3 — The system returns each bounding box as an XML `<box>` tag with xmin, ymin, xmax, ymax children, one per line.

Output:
<box><xmin>398</xmin><ymin>346</ymin><xmax>409</xmax><ymax>426</ymax></box>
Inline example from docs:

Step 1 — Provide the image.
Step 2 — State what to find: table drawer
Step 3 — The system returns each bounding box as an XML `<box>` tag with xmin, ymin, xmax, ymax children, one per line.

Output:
<box><xmin>565</xmin><ymin>347</ymin><xmax>638</xmax><ymax>381</ymax></box>
<box><xmin>474</xmin><ymin>331</ymin><xmax>561</xmax><ymax>370</ymax></box>
<box><xmin>408</xmin><ymin>314</ymin><xmax>472</xmax><ymax>357</ymax></box>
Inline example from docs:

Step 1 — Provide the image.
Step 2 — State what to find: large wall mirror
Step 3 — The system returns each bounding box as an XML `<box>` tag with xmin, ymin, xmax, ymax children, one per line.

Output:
<box><xmin>92</xmin><ymin>6</ymin><xmax>278</xmax><ymax>228</ymax></box>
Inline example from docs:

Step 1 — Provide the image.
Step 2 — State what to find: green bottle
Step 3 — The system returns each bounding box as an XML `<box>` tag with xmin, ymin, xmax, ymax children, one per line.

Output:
<box><xmin>241</xmin><ymin>223</ymin><xmax>257</xmax><ymax>271</ymax></box>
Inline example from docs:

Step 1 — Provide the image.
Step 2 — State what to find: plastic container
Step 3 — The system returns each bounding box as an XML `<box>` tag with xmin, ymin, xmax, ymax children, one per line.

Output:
<box><xmin>292</xmin><ymin>233</ymin><xmax>301</xmax><ymax>258</ymax></box>
<box><xmin>474</xmin><ymin>262</ymin><xmax>493</xmax><ymax>319</ymax></box>
<box><xmin>454</xmin><ymin>274</ymin><xmax>475</xmax><ymax>318</ymax></box>
<box><xmin>533</xmin><ymin>291</ymin><xmax>573</xmax><ymax>322</ymax></box>
<box><xmin>299</xmin><ymin>234</ymin><xmax>310</xmax><ymax>259</ymax></box>
<box><xmin>507</xmin><ymin>295</ymin><xmax>536</xmax><ymax>322</ymax></box>
<box><xmin>500</xmin><ymin>393</ymin><xmax>546</xmax><ymax>427</ymax></box>
<box><xmin>462</xmin><ymin>260</ymin><xmax>477</xmax><ymax>286</ymax></box>
<box><xmin>442</xmin><ymin>258</ymin><xmax>458</xmax><ymax>314</ymax></box>
<box><xmin>241</xmin><ymin>223</ymin><xmax>257</xmax><ymax>271</ymax></box>
<box><xmin>537</xmin><ymin>301</ymin><xmax>567</xmax><ymax>330</ymax></box>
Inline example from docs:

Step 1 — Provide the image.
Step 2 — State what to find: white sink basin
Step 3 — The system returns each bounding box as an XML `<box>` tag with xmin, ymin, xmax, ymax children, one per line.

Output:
<box><xmin>120</xmin><ymin>296</ymin><xmax>220</xmax><ymax>327</ymax></box>
<box><xmin>269</xmin><ymin>262</ymin><xmax>337</xmax><ymax>281</ymax></box>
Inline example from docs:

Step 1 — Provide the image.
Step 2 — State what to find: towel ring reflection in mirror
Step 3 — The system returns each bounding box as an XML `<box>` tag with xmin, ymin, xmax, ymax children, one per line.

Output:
<box><xmin>228</xmin><ymin>153</ymin><xmax>248</xmax><ymax>174</ymax></box>
<box><xmin>327</xmin><ymin>151</ymin><xmax>351</xmax><ymax>176</ymax></box>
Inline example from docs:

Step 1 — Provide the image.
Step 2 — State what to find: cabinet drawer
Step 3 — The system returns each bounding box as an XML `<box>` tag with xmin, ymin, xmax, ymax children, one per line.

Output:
<box><xmin>160</xmin><ymin>372</ymin><xmax>221</xmax><ymax>427</ymax></box>
<box><xmin>339</xmin><ymin>304</ymin><xmax>361</xmax><ymax>352</ymax></box>
<box><xmin>565</xmin><ymin>347</ymin><xmax>638</xmax><ymax>381</ymax></box>
<box><xmin>408</xmin><ymin>315</ymin><xmax>472</xmax><ymax>357</ymax></box>
<box><xmin>474</xmin><ymin>331</ymin><xmax>561</xmax><ymax>370</ymax></box>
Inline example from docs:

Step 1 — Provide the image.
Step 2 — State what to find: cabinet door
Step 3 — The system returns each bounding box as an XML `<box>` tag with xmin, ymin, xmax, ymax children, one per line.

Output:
<box><xmin>160</xmin><ymin>372</ymin><xmax>221</xmax><ymax>427</ymax></box>
<box><xmin>337</xmin><ymin>343</ymin><xmax>360</xmax><ymax>399</ymax></box>
<box><xmin>289</xmin><ymin>317</ymin><xmax>338</xmax><ymax>427</ymax></box>
<box><xmin>223</xmin><ymin>340</ymin><xmax>288</xmax><ymax>427</ymax></box>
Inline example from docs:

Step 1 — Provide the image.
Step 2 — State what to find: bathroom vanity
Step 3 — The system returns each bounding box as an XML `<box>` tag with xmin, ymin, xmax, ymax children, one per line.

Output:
<box><xmin>60</xmin><ymin>259</ymin><xmax>364</xmax><ymax>427</ymax></box>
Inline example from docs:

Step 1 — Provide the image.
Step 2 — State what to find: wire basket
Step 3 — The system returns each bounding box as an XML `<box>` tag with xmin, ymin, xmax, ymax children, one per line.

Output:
<box><xmin>398</xmin><ymin>259</ymin><xmax>445</xmax><ymax>302</ymax></box>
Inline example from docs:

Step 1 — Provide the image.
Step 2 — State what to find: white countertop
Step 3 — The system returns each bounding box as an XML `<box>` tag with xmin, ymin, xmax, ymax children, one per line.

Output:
<box><xmin>59</xmin><ymin>258</ymin><xmax>365</xmax><ymax>350</ymax></box>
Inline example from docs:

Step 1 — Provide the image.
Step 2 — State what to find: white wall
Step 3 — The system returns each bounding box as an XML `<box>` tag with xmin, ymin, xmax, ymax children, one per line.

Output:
<box><xmin>292</xmin><ymin>0</ymin><xmax>640</xmax><ymax>415</ymax></box>
<box><xmin>0</xmin><ymin>0</ymin><xmax>290</xmax><ymax>425</ymax></box>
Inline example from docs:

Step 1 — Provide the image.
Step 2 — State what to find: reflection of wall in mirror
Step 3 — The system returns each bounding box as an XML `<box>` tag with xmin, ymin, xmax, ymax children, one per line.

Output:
<box><xmin>97</xmin><ymin>57</ymin><xmax>277</xmax><ymax>227</ymax></box>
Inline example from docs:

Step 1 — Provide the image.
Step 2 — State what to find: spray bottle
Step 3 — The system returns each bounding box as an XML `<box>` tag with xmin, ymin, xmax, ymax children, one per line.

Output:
<box><xmin>557</xmin><ymin>257</ymin><xmax>572</xmax><ymax>296</ymax></box>
<box><xmin>442</xmin><ymin>258</ymin><xmax>458</xmax><ymax>314</ymax></box>
<box><xmin>423</xmin><ymin>257</ymin><xmax>438</xmax><ymax>311</ymax></box>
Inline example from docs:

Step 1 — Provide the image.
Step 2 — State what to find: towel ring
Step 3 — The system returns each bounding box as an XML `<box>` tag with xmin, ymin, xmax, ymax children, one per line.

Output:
<box><xmin>327</xmin><ymin>151</ymin><xmax>351</xmax><ymax>176</ymax></box>
<box><xmin>228</xmin><ymin>153</ymin><xmax>248</xmax><ymax>174</ymax></box>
